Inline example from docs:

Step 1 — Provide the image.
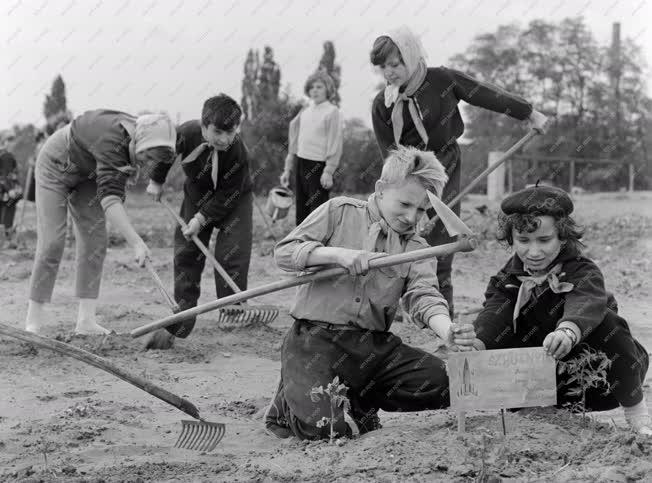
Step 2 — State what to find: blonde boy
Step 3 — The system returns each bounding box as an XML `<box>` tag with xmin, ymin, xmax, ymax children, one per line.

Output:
<box><xmin>265</xmin><ymin>146</ymin><xmax>475</xmax><ymax>440</ymax></box>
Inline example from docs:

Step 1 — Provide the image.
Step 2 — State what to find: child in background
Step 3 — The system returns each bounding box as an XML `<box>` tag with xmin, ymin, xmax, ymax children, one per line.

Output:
<box><xmin>265</xmin><ymin>146</ymin><xmax>475</xmax><ymax>440</ymax></box>
<box><xmin>280</xmin><ymin>71</ymin><xmax>343</xmax><ymax>225</ymax></box>
<box><xmin>0</xmin><ymin>132</ymin><xmax>21</xmax><ymax>247</ymax></box>
<box><xmin>472</xmin><ymin>184</ymin><xmax>651</xmax><ymax>435</ymax></box>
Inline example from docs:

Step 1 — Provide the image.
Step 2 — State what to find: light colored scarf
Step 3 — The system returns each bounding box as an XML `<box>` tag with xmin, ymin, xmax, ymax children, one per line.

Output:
<box><xmin>365</xmin><ymin>193</ymin><xmax>414</xmax><ymax>277</ymax></box>
<box><xmin>383</xmin><ymin>26</ymin><xmax>429</xmax><ymax>148</ymax></box>
<box><xmin>512</xmin><ymin>263</ymin><xmax>574</xmax><ymax>332</ymax></box>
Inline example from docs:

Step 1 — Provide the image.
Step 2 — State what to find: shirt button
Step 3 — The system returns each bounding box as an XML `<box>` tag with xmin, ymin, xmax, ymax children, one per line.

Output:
<box><xmin>355</xmin><ymin>297</ymin><xmax>361</xmax><ymax>302</ymax></box>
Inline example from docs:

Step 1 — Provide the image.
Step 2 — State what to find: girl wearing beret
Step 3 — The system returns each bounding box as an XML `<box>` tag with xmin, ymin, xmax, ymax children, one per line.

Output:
<box><xmin>472</xmin><ymin>185</ymin><xmax>651</xmax><ymax>435</ymax></box>
<box><xmin>280</xmin><ymin>71</ymin><xmax>344</xmax><ymax>225</ymax></box>
<box><xmin>370</xmin><ymin>26</ymin><xmax>548</xmax><ymax>315</ymax></box>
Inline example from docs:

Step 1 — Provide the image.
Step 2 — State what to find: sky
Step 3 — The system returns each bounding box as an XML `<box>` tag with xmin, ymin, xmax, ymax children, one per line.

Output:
<box><xmin>1</xmin><ymin>0</ymin><xmax>650</xmax><ymax>130</ymax></box>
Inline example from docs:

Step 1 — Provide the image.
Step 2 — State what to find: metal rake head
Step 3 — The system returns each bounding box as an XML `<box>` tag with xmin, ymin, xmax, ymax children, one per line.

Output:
<box><xmin>175</xmin><ymin>420</ymin><xmax>226</xmax><ymax>452</ymax></box>
<box><xmin>216</xmin><ymin>305</ymin><xmax>279</xmax><ymax>329</ymax></box>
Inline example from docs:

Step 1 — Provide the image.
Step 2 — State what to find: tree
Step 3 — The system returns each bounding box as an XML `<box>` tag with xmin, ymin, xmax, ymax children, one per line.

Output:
<box><xmin>317</xmin><ymin>41</ymin><xmax>341</xmax><ymax>106</ymax></box>
<box><xmin>449</xmin><ymin>17</ymin><xmax>651</xmax><ymax>191</ymax></box>
<box><xmin>258</xmin><ymin>46</ymin><xmax>281</xmax><ymax>104</ymax></box>
<box><xmin>43</xmin><ymin>75</ymin><xmax>67</xmax><ymax>122</ymax></box>
<box><xmin>240</xmin><ymin>45</ymin><xmax>300</xmax><ymax>193</ymax></box>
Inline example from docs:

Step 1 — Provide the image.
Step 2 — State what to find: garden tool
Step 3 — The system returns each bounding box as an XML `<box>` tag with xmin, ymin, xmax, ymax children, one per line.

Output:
<box><xmin>0</xmin><ymin>322</ymin><xmax>225</xmax><ymax>451</ymax></box>
<box><xmin>160</xmin><ymin>199</ymin><xmax>279</xmax><ymax>328</ymax></box>
<box><xmin>131</xmin><ymin>236</ymin><xmax>479</xmax><ymax>338</ymax></box>
<box><xmin>144</xmin><ymin>257</ymin><xmax>180</xmax><ymax>313</ymax></box>
<box><xmin>420</xmin><ymin>129</ymin><xmax>539</xmax><ymax>237</ymax></box>
<box><xmin>264</xmin><ymin>186</ymin><xmax>293</xmax><ymax>222</ymax></box>
<box><xmin>142</xmin><ymin>257</ymin><xmax>181</xmax><ymax>350</ymax></box>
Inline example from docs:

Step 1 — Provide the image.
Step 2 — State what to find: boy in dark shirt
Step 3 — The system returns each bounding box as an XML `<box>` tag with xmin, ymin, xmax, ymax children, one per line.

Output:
<box><xmin>148</xmin><ymin>95</ymin><xmax>253</xmax><ymax>340</ymax></box>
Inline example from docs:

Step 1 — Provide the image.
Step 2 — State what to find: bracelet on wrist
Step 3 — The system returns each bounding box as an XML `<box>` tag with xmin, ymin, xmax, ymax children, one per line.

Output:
<box><xmin>557</xmin><ymin>327</ymin><xmax>578</xmax><ymax>346</ymax></box>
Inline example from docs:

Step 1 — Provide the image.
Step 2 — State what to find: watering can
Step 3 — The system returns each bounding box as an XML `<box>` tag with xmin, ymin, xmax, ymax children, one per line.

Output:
<box><xmin>264</xmin><ymin>186</ymin><xmax>294</xmax><ymax>222</ymax></box>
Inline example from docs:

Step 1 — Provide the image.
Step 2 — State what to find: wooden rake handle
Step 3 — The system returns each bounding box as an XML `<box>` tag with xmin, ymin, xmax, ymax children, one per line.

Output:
<box><xmin>160</xmin><ymin>200</ymin><xmax>241</xmax><ymax>294</ymax></box>
<box><xmin>0</xmin><ymin>322</ymin><xmax>200</xmax><ymax>419</ymax></box>
<box><xmin>420</xmin><ymin>129</ymin><xmax>539</xmax><ymax>237</ymax></box>
<box><xmin>131</xmin><ymin>236</ymin><xmax>478</xmax><ymax>338</ymax></box>
<box><xmin>144</xmin><ymin>258</ymin><xmax>180</xmax><ymax>313</ymax></box>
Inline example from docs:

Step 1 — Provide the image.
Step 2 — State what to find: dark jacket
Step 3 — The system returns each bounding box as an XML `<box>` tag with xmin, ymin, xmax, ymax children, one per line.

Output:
<box><xmin>474</xmin><ymin>245</ymin><xmax>618</xmax><ymax>350</ymax></box>
<box><xmin>0</xmin><ymin>149</ymin><xmax>20</xmax><ymax>202</ymax></box>
<box><xmin>372</xmin><ymin>67</ymin><xmax>533</xmax><ymax>163</ymax></box>
<box><xmin>68</xmin><ymin>109</ymin><xmax>136</xmax><ymax>204</ymax></box>
<box><xmin>150</xmin><ymin>120</ymin><xmax>252</xmax><ymax>225</ymax></box>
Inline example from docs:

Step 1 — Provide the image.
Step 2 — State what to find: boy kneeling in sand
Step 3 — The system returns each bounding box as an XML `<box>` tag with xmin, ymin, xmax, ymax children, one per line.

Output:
<box><xmin>472</xmin><ymin>184</ymin><xmax>651</xmax><ymax>435</ymax></box>
<box><xmin>264</xmin><ymin>146</ymin><xmax>475</xmax><ymax>440</ymax></box>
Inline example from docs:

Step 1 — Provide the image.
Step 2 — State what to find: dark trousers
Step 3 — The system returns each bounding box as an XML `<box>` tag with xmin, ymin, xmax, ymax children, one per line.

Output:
<box><xmin>167</xmin><ymin>191</ymin><xmax>253</xmax><ymax>338</ymax></box>
<box><xmin>503</xmin><ymin>311</ymin><xmax>648</xmax><ymax>410</ymax></box>
<box><xmin>424</xmin><ymin>144</ymin><xmax>461</xmax><ymax>316</ymax></box>
<box><xmin>266</xmin><ymin>319</ymin><xmax>450</xmax><ymax>440</ymax></box>
<box><xmin>295</xmin><ymin>156</ymin><xmax>330</xmax><ymax>225</ymax></box>
<box><xmin>0</xmin><ymin>200</ymin><xmax>16</xmax><ymax>232</ymax></box>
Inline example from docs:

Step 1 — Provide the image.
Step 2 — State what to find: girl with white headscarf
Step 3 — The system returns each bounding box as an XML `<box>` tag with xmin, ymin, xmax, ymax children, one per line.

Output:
<box><xmin>370</xmin><ymin>26</ymin><xmax>548</xmax><ymax>316</ymax></box>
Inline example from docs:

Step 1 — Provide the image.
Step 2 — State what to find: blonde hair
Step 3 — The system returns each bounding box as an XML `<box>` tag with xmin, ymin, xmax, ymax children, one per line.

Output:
<box><xmin>380</xmin><ymin>146</ymin><xmax>448</xmax><ymax>196</ymax></box>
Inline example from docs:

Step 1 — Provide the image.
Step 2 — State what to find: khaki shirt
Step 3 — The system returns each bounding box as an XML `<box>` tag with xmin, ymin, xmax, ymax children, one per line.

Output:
<box><xmin>274</xmin><ymin>196</ymin><xmax>449</xmax><ymax>332</ymax></box>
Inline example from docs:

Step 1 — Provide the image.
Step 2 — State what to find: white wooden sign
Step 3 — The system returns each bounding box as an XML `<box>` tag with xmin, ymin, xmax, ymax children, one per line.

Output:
<box><xmin>448</xmin><ymin>347</ymin><xmax>557</xmax><ymax>411</ymax></box>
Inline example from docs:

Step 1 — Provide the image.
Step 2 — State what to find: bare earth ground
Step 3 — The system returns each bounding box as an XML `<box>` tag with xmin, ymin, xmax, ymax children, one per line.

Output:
<box><xmin>1</xmin><ymin>191</ymin><xmax>651</xmax><ymax>482</ymax></box>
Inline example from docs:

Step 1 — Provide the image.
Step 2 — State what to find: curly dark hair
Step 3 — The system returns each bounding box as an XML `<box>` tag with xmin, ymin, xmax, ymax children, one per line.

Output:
<box><xmin>496</xmin><ymin>212</ymin><xmax>585</xmax><ymax>253</ymax></box>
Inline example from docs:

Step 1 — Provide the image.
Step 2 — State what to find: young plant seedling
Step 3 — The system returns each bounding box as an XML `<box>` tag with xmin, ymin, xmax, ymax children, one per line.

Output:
<box><xmin>557</xmin><ymin>345</ymin><xmax>612</xmax><ymax>426</ymax></box>
<box><xmin>310</xmin><ymin>375</ymin><xmax>351</xmax><ymax>443</ymax></box>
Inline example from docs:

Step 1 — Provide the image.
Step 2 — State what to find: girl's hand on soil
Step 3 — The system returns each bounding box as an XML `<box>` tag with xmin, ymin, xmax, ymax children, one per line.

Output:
<box><xmin>279</xmin><ymin>170</ymin><xmax>291</xmax><ymax>188</ymax></box>
<box><xmin>182</xmin><ymin>218</ymin><xmax>202</xmax><ymax>239</ymax></box>
<box><xmin>320</xmin><ymin>172</ymin><xmax>333</xmax><ymax>190</ymax></box>
<box><xmin>528</xmin><ymin>109</ymin><xmax>549</xmax><ymax>134</ymax></box>
<box><xmin>543</xmin><ymin>329</ymin><xmax>573</xmax><ymax>359</ymax></box>
<box><xmin>133</xmin><ymin>239</ymin><xmax>151</xmax><ymax>267</ymax></box>
<box><xmin>335</xmin><ymin>248</ymin><xmax>387</xmax><ymax>276</ymax></box>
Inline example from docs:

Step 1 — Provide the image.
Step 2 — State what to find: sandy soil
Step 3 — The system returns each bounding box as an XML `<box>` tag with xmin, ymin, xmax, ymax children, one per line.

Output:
<box><xmin>1</xmin><ymin>192</ymin><xmax>651</xmax><ymax>482</ymax></box>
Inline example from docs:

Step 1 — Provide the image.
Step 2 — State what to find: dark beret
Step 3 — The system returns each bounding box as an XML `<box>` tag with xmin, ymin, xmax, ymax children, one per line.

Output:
<box><xmin>501</xmin><ymin>184</ymin><xmax>573</xmax><ymax>216</ymax></box>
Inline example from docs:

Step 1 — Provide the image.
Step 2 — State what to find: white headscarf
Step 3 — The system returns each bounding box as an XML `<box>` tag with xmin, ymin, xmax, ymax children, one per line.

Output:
<box><xmin>382</xmin><ymin>26</ymin><xmax>429</xmax><ymax>147</ymax></box>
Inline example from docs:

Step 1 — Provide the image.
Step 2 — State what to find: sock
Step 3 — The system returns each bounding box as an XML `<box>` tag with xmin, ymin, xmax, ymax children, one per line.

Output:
<box><xmin>75</xmin><ymin>298</ymin><xmax>109</xmax><ymax>334</ymax></box>
<box><xmin>623</xmin><ymin>396</ymin><xmax>651</xmax><ymax>431</ymax></box>
<box><xmin>25</xmin><ymin>300</ymin><xmax>46</xmax><ymax>333</ymax></box>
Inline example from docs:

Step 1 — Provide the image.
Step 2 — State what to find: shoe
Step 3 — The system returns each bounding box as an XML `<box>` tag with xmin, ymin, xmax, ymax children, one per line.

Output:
<box><xmin>264</xmin><ymin>421</ymin><xmax>293</xmax><ymax>439</ymax></box>
<box><xmin>263</xmin><ymin>378</ymin><xmax>293</xmax><ymax>439</ymax></box>
<box><xmin>352</xmin><ymin>410</ymin><xmax>382</xmax><ymax>435</ymax></box>
<box><xmin>627</xmin><ymin>414</ymin><xmax>652</xmax><ymax>436</ymax></box>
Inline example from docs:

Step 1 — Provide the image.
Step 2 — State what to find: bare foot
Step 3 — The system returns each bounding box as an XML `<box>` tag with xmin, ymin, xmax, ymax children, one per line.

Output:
<box><xmin>75</xmin><ymin>320</ymin><xmax>111</xmax><ymax>335</ymax></box>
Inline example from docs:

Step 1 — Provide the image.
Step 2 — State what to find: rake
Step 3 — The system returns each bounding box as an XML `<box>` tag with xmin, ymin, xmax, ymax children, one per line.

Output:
<box><xmin>160</xmin><ymin>199</ymin><xmax>279</xmax><ymax>328</ymax></box>
<box><xmin>0</xmin><ymin>322</ymin><xmax>225</xmax><ymax>452</ymax></box>
<box><xmin>131</xmin><ymin>236</ymin><xmax>479</xmax><ymax>338</ymax></box>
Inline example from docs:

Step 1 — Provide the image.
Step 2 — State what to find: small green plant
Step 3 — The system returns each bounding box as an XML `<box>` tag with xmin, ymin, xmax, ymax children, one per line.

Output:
<box><xmin>557</xmin><ymin>345</ymin><xmax>612</xmax><ymax>425</ymax></box>
<box><xmin>310</xmin><ymin>376</ymin><xmax>351</xmax><ymax>443</ymax></box>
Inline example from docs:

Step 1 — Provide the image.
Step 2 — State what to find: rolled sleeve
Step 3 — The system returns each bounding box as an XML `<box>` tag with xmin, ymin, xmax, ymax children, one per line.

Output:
<box><xmin>100</xmin><ymin>194</ymin><xmax>122</xmax><ymax>211</ymax></box>
<box><xmin>274</xmin><ymin>199</ymin><xmax>338</xmax><ymax>272</ymax></box>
